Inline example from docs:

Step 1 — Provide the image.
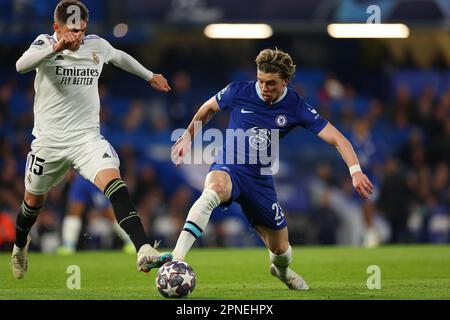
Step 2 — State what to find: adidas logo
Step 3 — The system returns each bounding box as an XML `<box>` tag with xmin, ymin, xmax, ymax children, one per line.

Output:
<box><xmin>56</xmin><ymin>55</ymin><xmax>64</xmax><ymax>61</ymax></box>
<box><xmin>102</xmin><ymin>153</ymin><xmax>111</xmax><ymax>159</ymax></box>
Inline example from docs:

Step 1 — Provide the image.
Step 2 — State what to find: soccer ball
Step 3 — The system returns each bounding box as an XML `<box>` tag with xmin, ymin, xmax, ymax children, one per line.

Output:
<box><xmin>155</xmin><ymin>260</ymin><xmax>196</xmax><ymax>298</ymax></box>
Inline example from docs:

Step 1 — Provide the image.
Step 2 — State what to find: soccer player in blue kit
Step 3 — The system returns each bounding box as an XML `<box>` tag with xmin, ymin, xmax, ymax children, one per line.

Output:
<box><xmin>171</xmin><ymin>49</ymin><xmax>373</xmax><ymax>290</ymax></box>
<box><xmin>58</xmin><ymin>174</ymin><xmax>135</xmax><ymax>255</ymax></box>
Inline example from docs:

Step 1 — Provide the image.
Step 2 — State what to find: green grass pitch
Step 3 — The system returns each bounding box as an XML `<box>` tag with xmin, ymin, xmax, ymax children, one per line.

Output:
<box><xmin>1</xmin><ymin>245</ymin><xmax>449</xmax><ymax>300</ymax></box>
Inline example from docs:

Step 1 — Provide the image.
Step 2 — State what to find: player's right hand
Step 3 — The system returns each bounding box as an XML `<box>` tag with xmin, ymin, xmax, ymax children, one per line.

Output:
<box><xmin>149</xmin><ymin>74</ymin><xmax>171</xmax><ymax>92</ymax></box>
<box><xmin>171</xmin><ymin>134</ymin><xmax>192</xmax><ymax>167</ymax></box>
<box><xmin>352</xmin><ymin>171</ymin><xmax>374</xmax><ymax>199</ymax></box>
<box><xmin>53</xmin><ymin>32</ymin><xmax>83</xmax><ymax>52</ymax></box>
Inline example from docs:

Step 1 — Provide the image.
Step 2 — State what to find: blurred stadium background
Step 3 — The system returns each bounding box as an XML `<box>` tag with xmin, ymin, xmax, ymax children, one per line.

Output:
<box><xmin>0</xmin><ymin>0</ymin><xmax>449</xmax><ymax>253</ymax></box>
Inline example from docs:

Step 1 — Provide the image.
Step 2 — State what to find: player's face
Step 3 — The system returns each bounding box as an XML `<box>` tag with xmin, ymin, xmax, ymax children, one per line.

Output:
<box><xmin>54</xmin><ymin>20</ymin><xmax>88</xmax><ymax>51</ymax></box>
<box><xmin>257</xmin><ymin>70</ymin><xmax>288</xmax><ymax>104</ymax></box>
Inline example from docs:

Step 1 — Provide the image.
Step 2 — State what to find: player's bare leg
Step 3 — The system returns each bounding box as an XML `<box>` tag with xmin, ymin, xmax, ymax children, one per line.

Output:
<box><xmin>172</xmin><ymin>170</ymin><xmax>231</xmax><ymax>261</ymax></box>
<box><xmin>255</xmin><ymin>225</ymin><xmax>309</xmax><ymax>290</ymax></box>
<box><xmin>11</xmin><ymin>191</ymin><xmax>46</xmax><ymax>279</ymax></box>
<box><xmin>95</xmin><ymin>168</ymin><xmax>171</xmax><ymax>272</ymax></box>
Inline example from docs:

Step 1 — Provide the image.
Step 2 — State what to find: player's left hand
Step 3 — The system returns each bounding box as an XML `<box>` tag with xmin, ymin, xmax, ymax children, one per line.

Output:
<box><xmin>150</xmin><ymin>74</ymin><xmax>171</xmax><ymax>92</ymax></box>
<box><xmin>352</xmin><ymin>172</ymin><xmax>374</xmax><ymax>199</ymax></box>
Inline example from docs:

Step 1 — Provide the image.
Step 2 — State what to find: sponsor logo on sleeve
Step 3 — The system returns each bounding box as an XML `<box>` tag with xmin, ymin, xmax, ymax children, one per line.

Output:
<box><xmin>217</xmin><ymin>85</ymin><xmax>230</xmax><ymax>101</ymax></box>
<box><xmin>32</xmin><ymin>39</ymin><xmax>45</xmax><ymax>46</ymax></box>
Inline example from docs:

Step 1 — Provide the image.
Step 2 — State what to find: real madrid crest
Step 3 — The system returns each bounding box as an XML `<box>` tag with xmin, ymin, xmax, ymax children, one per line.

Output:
<box><xmin>275</xmin><ymin>114</ymin><xmax>288</xmax><ymax>127</ymax></box>
<box><xmin>92</xmin><ymin>52</ymin><xmax>100</xmax><ymax>65</ymax></box>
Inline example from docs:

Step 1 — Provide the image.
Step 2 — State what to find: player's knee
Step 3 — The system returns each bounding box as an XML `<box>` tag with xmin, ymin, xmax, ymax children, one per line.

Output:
<box><xmin>206</xmin><ymin>182</ymin><xmax>230</xmax><ymax>202</ymax></box>
<box><xmin>24</xmin><ymin>193</ymin><xmax>46</xmax><ymax>208</ymax></box>
<box><xmin>207</xmin><ymin>182</ymin><xmax>224</xmax><ymax>195</ymax></box>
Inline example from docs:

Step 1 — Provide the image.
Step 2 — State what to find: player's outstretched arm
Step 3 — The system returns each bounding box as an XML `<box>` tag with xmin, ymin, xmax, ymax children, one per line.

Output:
<box><xmin>318</xmin><ymin>122</ymin><xmax>374</xmax><ymax>199</ymax></box>
<box><xmin>108</xmin><ymin>46</ymin><xmax>170</xmax><ymax>92</ymax></box>
<box><xmin>171</xmin><ymin>97</ymin><xmax>220</xmax><ymax>166</ymax></box>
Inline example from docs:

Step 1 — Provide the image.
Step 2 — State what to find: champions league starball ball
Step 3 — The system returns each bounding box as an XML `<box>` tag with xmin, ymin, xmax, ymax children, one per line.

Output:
<box><xmin>155</xmin><ymin>260</ymin><xmax>196</xmax><ymax>298</ymax></box>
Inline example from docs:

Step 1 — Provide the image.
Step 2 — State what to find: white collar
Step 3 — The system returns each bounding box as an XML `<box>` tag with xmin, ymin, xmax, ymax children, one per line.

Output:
<box><xmin>255</xmin><ymin>81</ymin><xmax>288</xmax><ymax>104</ymax></box>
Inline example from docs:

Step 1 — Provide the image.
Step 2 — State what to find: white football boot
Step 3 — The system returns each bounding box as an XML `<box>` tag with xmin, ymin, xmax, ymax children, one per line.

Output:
<box><xmin>11</xmin><ymin>236</ymin><xmax>31</xmax><ymax>279</ymax></box>
<box><xmin>270</xmin><ymin>264</ymin><xmax>310</xmax><ymax>290</ymax></box>
<box><xmin>363</xmin><ymin>228</ymin><xmax>380</xmax><ymax>248</ymax></box>
<box><xmin>137</xmin><ymin>241</ymin><xmax>172</xmax><ymax>273</ymax></box>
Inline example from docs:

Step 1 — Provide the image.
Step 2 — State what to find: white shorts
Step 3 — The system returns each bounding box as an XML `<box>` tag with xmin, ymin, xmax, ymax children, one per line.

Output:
<box><xmin>24</xmin><ymin>136</ymin><xmax>120</xmax><ymax>195</ymax></box>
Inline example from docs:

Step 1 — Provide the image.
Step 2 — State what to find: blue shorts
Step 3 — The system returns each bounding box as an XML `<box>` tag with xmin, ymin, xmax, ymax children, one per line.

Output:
<box><xmin>69</xmin><ymin>175</ymin><xmax>109</xmax><ymax>209</ymax></box>
<box><xmin>209</xmin><ymin>163</ymin><xmax>287</xmax><ymax>230</ymax></box>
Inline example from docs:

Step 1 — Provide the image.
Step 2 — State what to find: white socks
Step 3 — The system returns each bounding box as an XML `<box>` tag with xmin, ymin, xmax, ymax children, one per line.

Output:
<box><xmin>61</xmin><ymin>216</ymin><xmax>82</xmax><ymax>250</ymax></box>
<box><xmin>112</xmin><ymin>220</ymin><xmax>133</xmax><ymax>245</ymax></box>
<box><xmin>62</xmin><ymin>215</ymin><xmax>134</xmax><ymax>251</ymax></box>
<box><xmin>172</xmin><ymin>188</ymin><xmax>221</xmax><ymax>260</ymax></box>
<box><xmin>269</xmin><ymin>245</ymin><xmax>292</xmax><ymax>279</ymax></box>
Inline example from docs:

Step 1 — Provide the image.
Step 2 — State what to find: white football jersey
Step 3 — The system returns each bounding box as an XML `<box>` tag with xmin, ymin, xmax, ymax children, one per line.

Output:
<box><xmin>20</xmin><ymin>33</ymin><xmax>151</xmax><ymax>147</ymax></box>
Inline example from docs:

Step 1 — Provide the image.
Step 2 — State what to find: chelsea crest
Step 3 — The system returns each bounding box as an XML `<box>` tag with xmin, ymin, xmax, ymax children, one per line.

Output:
<box><xmin>275</xmin><ymin>115</ymin><xmax>288</xmax><ymax>127</ymax></box>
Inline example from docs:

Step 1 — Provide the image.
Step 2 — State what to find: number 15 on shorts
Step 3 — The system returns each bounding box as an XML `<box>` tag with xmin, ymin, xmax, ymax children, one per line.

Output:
<box><xmin>27</xmin><ymin>154</ymin><xmax>46</xmax><ymax>176</ymax></box>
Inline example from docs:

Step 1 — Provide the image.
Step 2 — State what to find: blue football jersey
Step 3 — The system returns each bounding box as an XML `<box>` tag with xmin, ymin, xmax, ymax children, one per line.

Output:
<box><xmin>214</xmin><ymin>81</ymin><xmax>328</xmax><ymax>176</ymax></box>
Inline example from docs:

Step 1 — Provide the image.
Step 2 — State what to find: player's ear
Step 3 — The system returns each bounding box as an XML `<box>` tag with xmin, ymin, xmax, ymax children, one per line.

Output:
<box><xmin>53</xmin><ymin>22</ymin><xmax>60</xmax><ymax>32</ymax></box>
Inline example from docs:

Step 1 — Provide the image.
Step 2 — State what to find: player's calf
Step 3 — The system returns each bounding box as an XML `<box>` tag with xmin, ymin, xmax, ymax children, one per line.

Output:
<box><xmin>104</xmin><ymin>179</ymin><xmax>148</xmax><ymax>251</ymax></box>
<box><xmin>15</xmin><ymin>201</ymin><xmax>41</xmax><ymax>248</ymax></box>
<box><xmin>172</xmin><ymin>188</ymin><xmax>221</xmax><ymax>261</ymax></box>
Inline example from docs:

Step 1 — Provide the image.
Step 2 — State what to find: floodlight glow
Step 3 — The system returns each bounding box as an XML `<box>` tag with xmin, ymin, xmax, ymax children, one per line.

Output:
<box><xmin>327</xmin><ymin>24</ymin><xmax>409</xmax><ymax>38</ymax></box>
<box><xmin>204</xmin><ymin>24</ymin><xmax>273</xmax><ymax>39</ymax></box>
<box><xmin>113</xmin><ymin>23</ymin><xmax>129</xmax><ymax>38</ymax></box>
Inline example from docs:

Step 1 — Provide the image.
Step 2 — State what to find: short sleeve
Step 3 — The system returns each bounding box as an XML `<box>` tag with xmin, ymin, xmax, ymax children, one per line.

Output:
<box><xmin>296</xmin><ymin>99</ymin><xmax>328</xmax><ymax>134</ymax></box>
<box><xmin>215</xmin><ymin>82</ymin><xmax>238</xmax><ymax>111</ymax></box>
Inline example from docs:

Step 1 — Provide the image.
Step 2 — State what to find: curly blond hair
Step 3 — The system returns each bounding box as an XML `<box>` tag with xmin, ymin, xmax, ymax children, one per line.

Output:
<box><xmin>255</xmin><ymin>48</ymin><xmax>296</xmax><ymax>81</ymax></box>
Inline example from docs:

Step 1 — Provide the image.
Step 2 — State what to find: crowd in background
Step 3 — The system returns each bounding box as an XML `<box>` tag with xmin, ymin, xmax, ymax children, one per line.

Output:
<box><xmin>0</xmin><ymin>63</ymin><xmax>449</xmax><ymax>252</ymax></box>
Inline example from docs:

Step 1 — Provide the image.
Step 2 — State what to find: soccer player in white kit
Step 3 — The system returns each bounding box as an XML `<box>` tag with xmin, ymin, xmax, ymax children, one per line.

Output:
<box><xmin>11</xmin><ymin>0</ymin><xmax>173</xmax><ymax>279</ymax></box>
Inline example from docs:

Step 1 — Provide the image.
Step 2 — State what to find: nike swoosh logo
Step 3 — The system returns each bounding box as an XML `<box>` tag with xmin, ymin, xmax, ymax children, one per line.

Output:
<box><xmin>276</xmin><ymin>219</ymin><xmax>285</xmax><ymax>226</ymax></box>
<box><xmin>307</xmin><ymin>107</ymin><xmax>318</xmax><ymax>114</ymax></box>
<box><xmin>241</xmin><ymin>109</ymin><xmax>255</xmax><ymax>114</ymax></box>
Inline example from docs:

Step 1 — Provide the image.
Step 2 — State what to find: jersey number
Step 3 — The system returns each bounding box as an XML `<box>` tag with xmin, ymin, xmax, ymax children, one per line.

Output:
<box><xmin>29</xmin><ymin>154</ymin><xmax>45</xmax><ymax>176</ymax></box>
<box><xmin>272</xmin><ymin>202</ymin><xmax>285</xmax><ymax>224</ymax></box>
